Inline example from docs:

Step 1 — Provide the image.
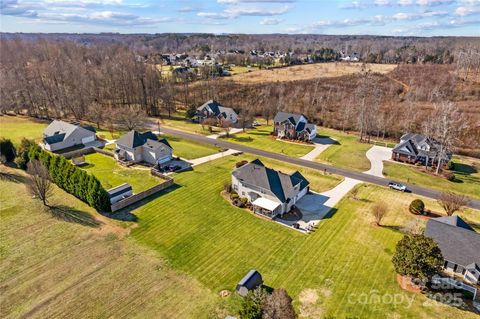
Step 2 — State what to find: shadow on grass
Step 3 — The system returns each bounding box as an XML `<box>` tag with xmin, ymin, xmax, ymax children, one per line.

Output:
<box><xmin>225</xmin><ymin>136</ymin><xmax>254</xmax><ymax>143</ymax></box>
<box><xmin>50</xmin><ymin>205</ymin><xmax>102</xmax><ymax>228</ymax></box>
<box><xmin>81</xmin><ymin>163</ymin><xmax>95</xmax><ymax>169</ymax></box>
<box><xmin>382</xmin><ymin>225</ymin><xmax>403</xmax><ymax>234</ymax></box>
<box><xmin>0</xmin><ymin>170</ymin><xmax>25</xmax><ymax>183</ymax></box>
<box><xmin>105</xmin><ymin>183</ymin><xmax>183</xmax><ymax>220</ymax></box>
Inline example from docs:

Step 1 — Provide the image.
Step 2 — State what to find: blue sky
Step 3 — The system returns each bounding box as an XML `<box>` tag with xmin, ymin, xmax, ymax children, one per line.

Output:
<box><xmin>1</xmin><ymin>0</ymin><xmax>479</xmax><ymax>36</ymax></box>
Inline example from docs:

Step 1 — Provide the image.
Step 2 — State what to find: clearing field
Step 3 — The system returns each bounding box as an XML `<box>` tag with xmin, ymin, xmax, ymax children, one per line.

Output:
<box><xmin>225</xmin><ymin>62</ymin><xmax>397</xmax><ymax>84</ymax></box>
<box><xmin>315</xmin><ymin>128</ymin><xmax>372</xmax><ymax>171</ymax></box>
<box><xmin>0</xmin><ymin>166</ymin><xmax>219</xmax><ymax>319</ymax></box>
<box><xmin>221</xmin><ymin>125</ymin><xmax>314</xmax><ymax>158</ymax></box>
<box><xmin>159</xmin><ymin>114</ymin><xmax>221</xmax><ymax>136</ymax></box>
<box><xmin>0</xmin><ymin>115</ymin><xmax>48</xmax><ymax>145</ymax></box>
<box><xmin>163</xmin><ymin>134</ymin><xmax>221</xmax><ymax>160</ymax></box>
<box><xmin>383</xmin><ymin>156</ymin><xmax>480</xmax><ymax>200</ymax></box>
<box><xmin>130</xmin><ymin>155</ymin><xmax>480</xmax><ymax>318</ymax></box>
<box><xmin>81</xmin><ymin>153</ymin><xmax>160</xmax><ymax>193</ymax></box>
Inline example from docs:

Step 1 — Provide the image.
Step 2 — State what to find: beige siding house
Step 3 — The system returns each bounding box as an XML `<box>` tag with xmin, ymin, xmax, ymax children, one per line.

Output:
<box><xmin>114</xmin><ymin>130</ymin><xmax>173</xmax><ymax>165</ymax></box>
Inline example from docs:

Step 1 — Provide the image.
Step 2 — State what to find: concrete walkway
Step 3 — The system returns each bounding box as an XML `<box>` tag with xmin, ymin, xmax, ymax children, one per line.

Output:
<box><xmin>207</xmin><ymin>128</ymin><xmax>244</xmax><ymax>139</ymax></box>
<box><xmin>188</xmin><ymin>149</ymin><xmax>240</xmax><ymax>166</ymax></box>
<box><xmin>364</xmin><ymin>145</ymin><xmax>392</xmax><ymax>178</ymax></box>
<box><xmin>300</xmin><ymin>137</ymin><xmax>336</xmax><ymax>161</ymax></box>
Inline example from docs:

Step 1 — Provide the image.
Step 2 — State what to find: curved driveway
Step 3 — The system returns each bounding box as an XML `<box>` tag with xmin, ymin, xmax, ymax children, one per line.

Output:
<box><xmin>157</xmin><ymin>126</ymin><xmax>480</xmax><ymax>210</ymax></box>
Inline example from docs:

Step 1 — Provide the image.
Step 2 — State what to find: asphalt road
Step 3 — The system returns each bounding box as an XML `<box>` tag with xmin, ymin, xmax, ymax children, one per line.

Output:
<box><xmin>159</xmin><ymin>126</ymin><xmax>480</xmax><ymax>210</ymax></box>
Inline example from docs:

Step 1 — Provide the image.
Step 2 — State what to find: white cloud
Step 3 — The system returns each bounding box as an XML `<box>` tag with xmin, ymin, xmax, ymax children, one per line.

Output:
<box><xmin>218</xmin><ymin>0</ymin><xmax>296</xmax><ymax>3</ymax></box>
<box><xmin>455</xmin><ymin>5</ymin><xmax>480</xmax><ymax>15</ymax></box>
<box><xmin>260</xmin><ymin>17</ymin><xmax>283</xmax><ymax>24</ymax></box>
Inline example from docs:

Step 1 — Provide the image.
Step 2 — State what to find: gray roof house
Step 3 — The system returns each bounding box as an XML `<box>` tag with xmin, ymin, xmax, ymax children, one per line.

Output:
<box><xmin>392</xmin><ymin>133</ymin><xmax>451</xmax><ymax>166</ymax></box>
<box><xmin>425</xmin><ymin>216</ymin><xmax>480</xmax><ymax>285</ymax></box>
<box><xmin>273</xmin><ymin>112</ymin><xmax>317</xmax><ymax>141</ymax></box>
<box><xmin>231</xmin><ymin>159</ymin><xmax>309</xmax><ymax>218</ymax></box>
<box><xmin>114</xmin><ymin>130</ymin><xmax>173</xmax><ymax>165</ymax></box>
<box><xmin>43</xmin><ymin>120</ymin><xmax>96</xmax><ymax>152</ymax></box>
<box><xmin>196</xmin><ymin>100</ymin><xmax>238</xmax><ymax>124</ymax></box>
<box><xmin>236</xmin><ymin>269</ymin><xmax>263</xmax><ymax>297</ymax></box>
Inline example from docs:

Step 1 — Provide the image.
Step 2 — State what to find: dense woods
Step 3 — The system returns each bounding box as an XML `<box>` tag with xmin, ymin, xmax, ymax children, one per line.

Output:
<box><xmin>1</xmin><ymin>36</ymin><xmax>479</xmax><ymax>153</ymax></box>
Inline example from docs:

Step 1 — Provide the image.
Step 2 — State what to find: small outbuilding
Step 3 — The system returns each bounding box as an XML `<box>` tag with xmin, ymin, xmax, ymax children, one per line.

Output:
<box><xmin>107</xmin><ymin>183</ymin><xmax>133</xmax><ymax>204</ymax></box>
<box><xmin>236</xmin><ymin>269</ymin><xmax>263</xmax><ymax>297</ymax></box>
<box><xmin>72</xmin><ymin>156</ymin><xmax>86</xmax><ymax>166</ymax></box>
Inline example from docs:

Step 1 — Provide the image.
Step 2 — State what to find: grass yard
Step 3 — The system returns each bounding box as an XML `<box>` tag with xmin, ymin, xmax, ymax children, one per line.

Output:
<box><xmin>158</xmin><ymin>112</ymin><xmax>221</xmax><ymax>136</ymax></box>
<box><xmin>163</xmin><ymin>134</ymin><xmax>221</xmax><ymax>160</ymax></box>
<box><xmin>0</xmin><ymin>115</ymin><xmax>48</xmax><ymax>145</ymax></box>
<box><xmin>221</xmin><ymin>125</ymin><xmax>314</xmax><ymax>157</ymax></box>
<box><xmin>81</xmin><ymin>153</ymin><xmax>160</xmax><ymax>192</ymax></box>
<box><xmin>383</xmin><ymin>156</ymin><xmax>480</xmax><ymax>200</ymax></box>
<box><xmin>0</xmin><ymin>166</ymin><xmax>220</xmax><ymax>319</ymax></box>
<box><xmin>129</xmin><ymin>155</ymin><xmax>480</xmax><ymax>318</ymax></box>
<box><xmin>315</xmin><ymin>128</ymin><xmax>372</xmax><ymax>171</ymax></box>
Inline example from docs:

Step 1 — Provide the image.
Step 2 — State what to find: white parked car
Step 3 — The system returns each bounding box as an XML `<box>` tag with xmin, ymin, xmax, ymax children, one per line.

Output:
<box><xmin>388</xmin><ymin>181</ymin><xmax>407</xmax><ymax>192</ymax></box>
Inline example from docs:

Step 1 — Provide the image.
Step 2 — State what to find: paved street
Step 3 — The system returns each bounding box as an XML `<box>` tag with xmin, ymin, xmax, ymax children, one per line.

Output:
<box><xmin>158</xmin><ymin>126</ymin><xmax>480</xmax><ymax>210</ymax></box>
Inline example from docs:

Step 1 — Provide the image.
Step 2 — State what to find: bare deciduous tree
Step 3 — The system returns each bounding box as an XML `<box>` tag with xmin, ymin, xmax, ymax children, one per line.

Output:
<box><xmin>116</xmin><ymin>106</ymin><xmax>147</xmax><ymax>131</ymax></box>
<box><xmin>26</xmin><ymin>160</ymin><xmax>53</xmax><ymax>207</ymax></box>
<box><xmin>372</xmin><ymin>202</ymin><xmax>388</xmax><ymax>226</ymax></box>
<box><xmin>437</xmin><ymin>191</ymin><xmax>469</xmax><ymax>216</ymax></box>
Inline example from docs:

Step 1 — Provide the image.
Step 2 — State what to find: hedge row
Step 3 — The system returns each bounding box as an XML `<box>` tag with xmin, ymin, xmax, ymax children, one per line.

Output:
<box><xmin>28</xmin><ymin>145</ymin><xmax>111</xmax><ymax>212</ymax></box>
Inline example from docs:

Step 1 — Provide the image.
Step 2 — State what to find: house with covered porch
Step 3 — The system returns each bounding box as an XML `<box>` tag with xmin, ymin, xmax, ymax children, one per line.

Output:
<box><xmin>231</xmin><ymin>159</ymin><xmax>309</xmax><ymax>218</ymax></box>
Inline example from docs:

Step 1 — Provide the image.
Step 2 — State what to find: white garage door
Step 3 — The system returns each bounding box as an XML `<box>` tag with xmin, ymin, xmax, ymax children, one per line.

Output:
<box><xmin>81</xmin><ymin>135</ymin><xmax>95</xmax><ymax>144</ymax></box>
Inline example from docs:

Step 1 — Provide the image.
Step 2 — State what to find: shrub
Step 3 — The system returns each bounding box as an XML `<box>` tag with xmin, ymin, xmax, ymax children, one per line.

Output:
<box><xmin>14</xmin><ymin>138</ymin><xmax>36</xmax><ymax>169</ymax></box>
<box><xmin>409</xmin><ymin>199</ymin><xmax>425</xmax><ymax>215</ymax></box>
<box><xmin>230</xmin><ymin>193</ymin><xmax>239</xmax><ymax>200</ymax></box>
<box><xmin>392</xmin><ymin>234</ymin><xmax>443</xmax><ymax>281</ymax></box>
<box><xmin>0</xmin><ymin>138</ymin><xmax>16</xmax><ymax>163</ymax></box>
<box><xmin>446</xmin><ymin>160</ymin><xmax>454</xmax><ymax>170</ymax></box>
<box><xmin>236</xmin><ymin>160</ymin><xmax>248</xmax><ymax>168</ymax></box>
<box><xmin>224</xmin><ymin>182</ymin><xmax>232</xmax><ymax>193</ymax></box>
<box><xmin>443</xmin><ymin>171</ymin><xmax>455</xmax><ymax>181</ymax></box>
<box><xmin>240</xmin><ymin>197</ymin><xmax>248</xmax><ymax>205</ymax></box>
<box><xmin>26</xmin><ymin>146</ymin><xmax>111</xmax><ymax>212</ymax></box>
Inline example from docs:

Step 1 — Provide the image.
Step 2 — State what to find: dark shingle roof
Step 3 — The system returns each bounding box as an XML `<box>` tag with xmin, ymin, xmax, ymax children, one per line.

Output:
<box><xmin>232</xmin><ymin>159</ymin><xmax>309</xmax><ymax>203</ymax></box>
<box><xmin>107</xmin><ymin>183</ymin><xmax>132</xmax><ymax>198</ymax></box>
<box><xmin>116</xmin><ymin>130</ymin><xmax>159</xmax><ymax>148</ymax></box>
<box><xmin>197</xmin><ymin>100</ymin><xmax>237</xmax><ymax>120</ymax></box>
<box><xmin>274</xmin><ymin>112</ymin><xmax>305</xmax><ymax>125</ymax></box>
<box><xmin>44</xmin><ymin>133</ymin><xmax>66</xmax><ymax>145</ymax></box>
<box><xmin>392</xmin><ymin>139</ymin><xmax>418</xmax><ymax>156</ymax></box>
<box><xmin>425</xmin><ymin>216</ymin><xmax>480</xmax><ymax>268</ymax></box>
<box><xmin>237</xmin><ymin>269</ymin><xmax>263</xmax><ymax>290</ymax></box>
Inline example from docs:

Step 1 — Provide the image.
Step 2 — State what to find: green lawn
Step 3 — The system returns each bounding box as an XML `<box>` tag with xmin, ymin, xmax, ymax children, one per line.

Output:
<box><xmin>163</xmin><ymin>134</ymin><xmax>221</xmax><ymax>160</ymax></box>
<box><xmin>0</xmin><ymin>115</ymin><xmax>48</xmax><ymax>145</ymax></box>
<box><xmin>229</xmin><ymin>65</ymin><xmax>260</xmax><ymax>75</ymax></box>
<box><xmin>383</xmin><ymin>157</ymin><xmax>480</xmax><ymax>200</ymax></box>
<box><xmin>0</xmin><ymin>166</ymin><xmax>219</xmax><ymax>319</ymax></box>
<box><xmin>159</xmin><ymin>112</ymin><xmax>221</xmax><ymax>136</ymax></box>
<box><xmin>315</xmin><ymin>128</ymin><xmax>372</xmax><ymax>171</ymax></box>
<box><xmin>81</xmin><ymin>153</ymin><xmax>160</xmax><ymax>192</ymax></box>
<box><xmin>130</xmin><ymin>155</ymin><xmax>480</xmax><ymax>318</ymax></box>
<box><xmin>221</xmin><ymin>125</ymin><xmax>314</xmax><ymax>157</ymax></box>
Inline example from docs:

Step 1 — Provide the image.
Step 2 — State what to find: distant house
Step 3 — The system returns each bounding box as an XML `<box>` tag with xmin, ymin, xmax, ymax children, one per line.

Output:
<box><xmin>425</xmin><ymin>216</ymin><xmax>480</xmax><ymax>285</ymax></box>
<box><xmin>273</xmin><ymin>112</ymin><xmax>317</xmax><ymax>141</ymax></box>
<box><xmin>196</xmin><ymin>100</ymin><xmax>238</xmax><ymax>124</ymax></box>
<box><xmin>107</xmin><ymin>183</ymin><xmax>133</xmax><ymax>204</ymax></box>
<box><xmin>231</xmin><ymin>159</ymin><xmax>309</xmax><ymax>218</ymax></box>
<box><xmin>114</xmin><ymin>130</ymin><xmax>173</xmax><ymax>165</ymax></box>
<box><xmin>236</xmin><ymin>269</ymin><xmax>263</xmax><ymax>297</ymax></box>
<box><xmin>392</xmin><ymin>133</ymin><xmax>451</xmax><ymax>166</ymax></box>
<box><xmin>43</xmin><ymin>120</ymin><xmax>96</xmax><ymax>152</ymax></box>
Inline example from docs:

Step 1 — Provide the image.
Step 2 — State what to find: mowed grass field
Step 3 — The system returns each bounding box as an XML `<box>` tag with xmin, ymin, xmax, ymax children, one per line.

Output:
<box><xmin>0</xmin><ymin>115</ymin><xmax>48</xmax><ymax>145</ymax></box>
<box><xmin>0</xmin><ymin>166</ymin><xmax>219</xmax><ymax>319</ymax></box>
<box><xmin>130</xmin><ymin>155</ymin><xmax>480</xmax><ymax>318</ymax></box>
<box><xmin>81</xmin><ymin>153</ymin><xmax>160</xmax><ymax>192</ymax></box>
<box><xmin>163</xmin><ymin>134</ymin><xmax>220</xmax><ymax>159</ymax></box>
<box><xmin>225</xmin><ymin>62</ymin><xmax>397</xmax><ymax>84</ymax></box>
<box><xmin>384</xmin><ymin>156</ymin><xmax>480</xmax><ymax>200</ymax></box>
<box><xmin>221</xmin><ymin>125</ymin><xmax>314</xmax><ymax>157</ymax></box>
<box><xmin>159</xmin><ymin>113</ymin><xmax>221</xmax><ymax>136</ymax></box>
<box><xmin>316</xmin><ymin>128</ymin><xmax>372</xmax><ymax>171</ymax></box>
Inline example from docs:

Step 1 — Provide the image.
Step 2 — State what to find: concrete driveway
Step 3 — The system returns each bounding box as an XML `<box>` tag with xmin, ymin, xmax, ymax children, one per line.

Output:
<box><xmin>276</xmin><ymin>177</ymin><xmax>361</xmax><ymax>231</ymax></box>
<box><xmin>300</xmin><ymin>137</ymin><xmax>337</xmax><ymax>161</ymax></box>
<box><xmin>364</xmin><ymin>145</ymin><xmax>392</xmax><ymax>178</ymax></box>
